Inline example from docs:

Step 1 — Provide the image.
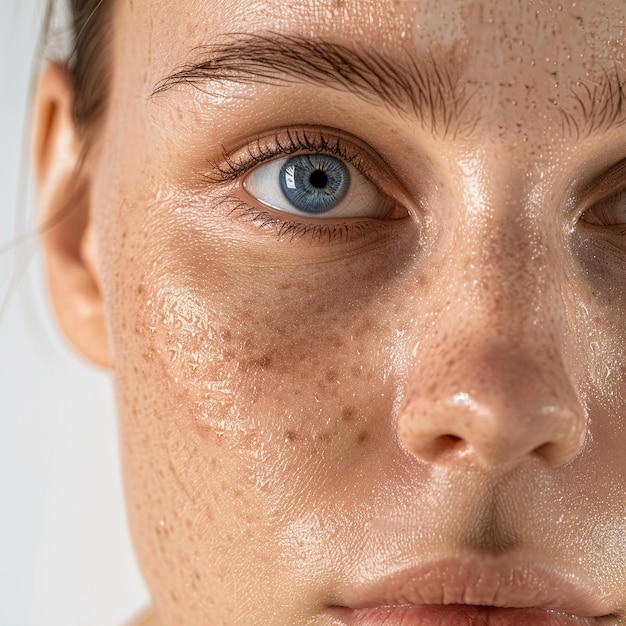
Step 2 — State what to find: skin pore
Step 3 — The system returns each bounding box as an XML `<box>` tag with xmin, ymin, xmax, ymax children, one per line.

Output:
<box><xmin>35</xmin><ymin>0</ymin><xmax>626</xmax><ymax>624</ymax></box>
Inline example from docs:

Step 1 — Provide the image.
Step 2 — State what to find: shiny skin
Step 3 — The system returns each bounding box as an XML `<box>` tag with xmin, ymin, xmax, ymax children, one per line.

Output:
<box><xmin>71</xmin><ymin>0</ymin><xmax>626</xmax><ymax>623</ymax></box>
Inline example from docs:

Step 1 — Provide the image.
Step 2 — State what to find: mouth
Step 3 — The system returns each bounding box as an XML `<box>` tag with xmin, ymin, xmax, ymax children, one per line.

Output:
<box><xmin>329</xmin><ymin>558</ymin><xmax>617</xmax><ymax>625</ymax></box>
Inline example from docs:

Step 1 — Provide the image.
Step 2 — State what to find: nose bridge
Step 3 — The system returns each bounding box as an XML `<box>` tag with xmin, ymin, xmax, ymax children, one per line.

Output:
<box><xmin>396</xmin><ymin>210</ymin><xmax>587</xmax><ymax>470</ymax></box>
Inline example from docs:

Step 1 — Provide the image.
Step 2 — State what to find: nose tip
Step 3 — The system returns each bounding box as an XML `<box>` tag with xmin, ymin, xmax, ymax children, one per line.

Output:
<box><xmin>396</xmin><ymin>345</ymin><xmax>588</xmax><ymax>471</ymax></box>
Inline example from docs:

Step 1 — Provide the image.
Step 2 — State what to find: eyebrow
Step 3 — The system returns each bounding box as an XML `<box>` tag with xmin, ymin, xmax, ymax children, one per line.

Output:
<box><xmin>151</xmin><ymin>33</ymin><xmax>476</xmax><ymax>138</ymax></box>
<box><xmin>556</xmin><ymin>65</ymin><xmax>626</xmax><ymax>139</ymax></box>
<box><xmin>152</xmin><ymin>33</ymin><xmax>626</xmax><ymax>142</ymax></box>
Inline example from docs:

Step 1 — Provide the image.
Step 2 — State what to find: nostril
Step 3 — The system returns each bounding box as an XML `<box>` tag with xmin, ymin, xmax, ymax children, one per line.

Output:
<box><xmin>430</xmin><ymin>434</ymin><xmax>465</xmax><ymax>457</ymax></box>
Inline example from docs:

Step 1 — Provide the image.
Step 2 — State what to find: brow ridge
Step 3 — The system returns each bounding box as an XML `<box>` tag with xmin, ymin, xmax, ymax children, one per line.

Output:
<box><xmin>151</xmin><ymin>32</ymin><xmax>477</xmax><ymax>138</ymax></box>
<box><xmin>557</xmin><ymin>65</ymin><xmax>626</xmax><ymax>139</ymax></box>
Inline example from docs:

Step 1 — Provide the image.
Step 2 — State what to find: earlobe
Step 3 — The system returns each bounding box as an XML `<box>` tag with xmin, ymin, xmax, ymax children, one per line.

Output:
<box><xmin>34</xmin><ymin>63</ymin><xmax>111</xmax><ymax>369</ymax></box>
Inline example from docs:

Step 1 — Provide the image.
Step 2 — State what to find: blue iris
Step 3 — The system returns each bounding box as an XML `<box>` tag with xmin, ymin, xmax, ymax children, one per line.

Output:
<box><xmin>279</xmin><ymin>154</ymin><xmax>350</xmax><ymax>214</ymax></box>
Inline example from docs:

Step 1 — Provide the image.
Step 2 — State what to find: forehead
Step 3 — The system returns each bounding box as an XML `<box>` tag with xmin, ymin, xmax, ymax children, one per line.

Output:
<box><xmin>119</xmin><ymin>1</ymin><xmax>625</xmax><ymax>73</ymax></box>
<box><xmin>114</xmin><ymin>0</ymin><xmax>626</xmax><ymax>139</ymax></box>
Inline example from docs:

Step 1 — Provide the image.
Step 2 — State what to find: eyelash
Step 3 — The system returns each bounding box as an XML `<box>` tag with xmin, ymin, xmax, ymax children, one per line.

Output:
<box><xmin>204</xmin><ymin>129</ymin><xmax>393</xmax><ymax>243</ymax></box>
<box><xmin>208</xmin><ymin>128</ymin><xmax>370</xmax><ymax>182</ymax></box>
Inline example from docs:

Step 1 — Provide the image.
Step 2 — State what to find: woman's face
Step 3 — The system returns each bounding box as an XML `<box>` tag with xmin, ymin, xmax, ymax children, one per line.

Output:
<box><xmin>74</xmin><ymin>0</ymin><xmax>626</xmax><ymax>623</ymax></box>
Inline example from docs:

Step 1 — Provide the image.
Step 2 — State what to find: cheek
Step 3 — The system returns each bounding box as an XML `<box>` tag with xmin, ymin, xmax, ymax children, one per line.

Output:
<box><xmin>112</xmin><ymin>217</ymin><xmax>408</xmax><ymax>496</ymax></box>
<box><xmin>96</xmin><ymin>186</ymin><xmax>421</xmax><ymax>615</ymax></box>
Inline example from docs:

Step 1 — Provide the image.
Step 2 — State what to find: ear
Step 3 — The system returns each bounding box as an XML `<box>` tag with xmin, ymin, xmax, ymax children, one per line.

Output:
<box><xmin>34</xmin><ymin>63</ymin><xmax>111</xmax><ymax>368</ymax></box>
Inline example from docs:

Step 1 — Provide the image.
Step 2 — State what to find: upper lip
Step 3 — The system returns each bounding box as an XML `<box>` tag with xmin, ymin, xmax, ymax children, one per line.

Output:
<box><xmin>334</xmin><ymin>558</ymin><xmax>615</xmax><ymax>618</ymax></box>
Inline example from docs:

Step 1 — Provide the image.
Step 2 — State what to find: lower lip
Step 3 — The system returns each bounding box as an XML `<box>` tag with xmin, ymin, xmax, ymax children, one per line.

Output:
<box><xmin>331</xmin><ymin>605</ymin><xmax>601</xmax><ymax>625</ymax></box>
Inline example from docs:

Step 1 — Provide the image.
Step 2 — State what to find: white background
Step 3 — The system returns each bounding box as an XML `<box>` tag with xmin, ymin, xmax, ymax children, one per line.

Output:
<box><xmin>1</xmin><ymin>1</ymin><xmax>150</xmax><ymax>624</ymax></box>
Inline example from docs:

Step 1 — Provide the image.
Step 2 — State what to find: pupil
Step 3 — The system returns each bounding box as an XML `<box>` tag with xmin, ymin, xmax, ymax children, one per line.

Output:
<box><xmin>309</xmin><ymin>169</ymin><xmax>328</xmax><ymax>189</ymax></box>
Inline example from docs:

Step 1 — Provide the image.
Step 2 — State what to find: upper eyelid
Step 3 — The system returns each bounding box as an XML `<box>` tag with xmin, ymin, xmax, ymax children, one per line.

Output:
<box><xmin>204</xmin><ymin>128</ymin><xmax>374</xmax><ymax>184</ymax></box>
<box><xmin>574</xmin><ymin>158</ymin><xmax>626</xmax><ymax>204</ymax></box>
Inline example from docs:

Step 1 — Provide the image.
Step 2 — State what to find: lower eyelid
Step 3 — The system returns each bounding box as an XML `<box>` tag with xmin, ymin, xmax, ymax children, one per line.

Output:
<box><xmin>218</xmin><ymin>195</ymin><xmax>399</xmax><ymax>244</ymax></box>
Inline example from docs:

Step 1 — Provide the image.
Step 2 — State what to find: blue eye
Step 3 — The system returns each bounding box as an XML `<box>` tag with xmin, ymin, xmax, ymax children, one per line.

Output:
<box><xmin>243</xmin><ymin>153</ymin><xmax>395</xmax><ymax>219</ymax></box>
<box><xmin>280</xmin><ymin>154</ymin><xmax>350</xmax><ymax>213</ymax></box>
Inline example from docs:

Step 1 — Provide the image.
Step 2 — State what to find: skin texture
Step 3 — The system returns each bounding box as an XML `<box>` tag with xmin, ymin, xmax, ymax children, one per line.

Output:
<box><xmin>35</xmin><ymin>0</ymin><xmax>626</xmax><ymax>624</ymax></box>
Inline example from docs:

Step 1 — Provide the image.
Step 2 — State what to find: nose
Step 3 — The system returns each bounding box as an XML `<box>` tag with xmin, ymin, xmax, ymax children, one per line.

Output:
<box><xmin>395</xmin><ymin>248</ymin><xmax>587</xmax><ymax>472</ymax></box>
<box><xmin>396</xmin><ymin>336</ymin><xmax>587</xmax><ymax>470</ymax></box>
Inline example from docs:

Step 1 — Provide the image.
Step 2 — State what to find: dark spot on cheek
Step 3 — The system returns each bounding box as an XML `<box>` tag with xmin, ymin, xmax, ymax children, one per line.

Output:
<box><xmin>351</xmin><ymin>363</ymin><xmax>364</xmax><ymax>378</ymax></box>
<box><xmin>342</xmin><ymin>406</ymin><xmax>357</xmax><ymax>421</ymax></box>
<box><xmin>357</xmin><ymin>430</ymin><xmax>369</xmax><ymax>445</ymax></box>
<box><xmin>255</xmin><ymin>354</ymin><xmax>273</xmax><ymax>368</ymax></box>
<box><xmin>241</xmin><ymin>352</ymin><xmax>274</xmax><ymax>371</ymax></box>
<box><xmin>325</xmin><ymin>369</ymin><xmax>339</xmax><ymax>383</ymax></box>
<box><xmin>137</xmin><ymin>283</ymin><xmax>144</xmax><ymax>295</ymax></box>
<box><xmin>284</xmin><ymin>430</ymin><xmax>298</xmax><ymax>442</ymax></box>
<box><xmin>220</xmin><ymin>329</ymin><xmax>232</xmax><ymax>343</ymax></box>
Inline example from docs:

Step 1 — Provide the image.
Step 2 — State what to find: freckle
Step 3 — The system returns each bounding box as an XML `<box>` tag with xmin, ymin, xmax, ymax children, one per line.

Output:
<box><xmin>357</xmin><ymin>430</ymin><xmax>369</xmax><ymax>445</ymax></box>
<box><xmin>315</xmin><ymin>303</ymin><xmax>328</xmax><ymax>313</ymax></box>
<box><xmin>220</xmin><ymin>329</ymin><xmax>232</xmax><ymax>342</ymax></box>
<box><xmin>342</xmin><ymin>406</ymin><xmax>357</xmax><ymax>421</ymax></box>
<box><xmin>351</xmin><ymin>364</ymin><xmax>363</xmax><ymax>377</ymax></box>
<box><xmin>278</xmin><ymin>283</ymin><xmax>293</xmax><ymax>290</ymax></box>
<box><xmin>285</xmin><ymin>430</ymin><xmax>298</xmax><ymax>442</ymax></box>
<box><xmin>325</xmin><ymin>369</ymin><xmax>338</xmax><ymax>382</ymax></box>
<box><xmin>255</xmin><ymin>354</ymin><xmax>273</xmax><ymax>368</ymax></box>
<box><xmin>317</xmin><ymin>432</ymin><xmax>333</xmax><ymax>444</ymax></box>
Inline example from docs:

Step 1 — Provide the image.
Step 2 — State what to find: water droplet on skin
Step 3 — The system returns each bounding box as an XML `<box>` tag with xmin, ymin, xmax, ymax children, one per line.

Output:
<box><xmin>204</xmin><ymin>388</ymin><xmax>235</xmax><ymax>408</ymax></box>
